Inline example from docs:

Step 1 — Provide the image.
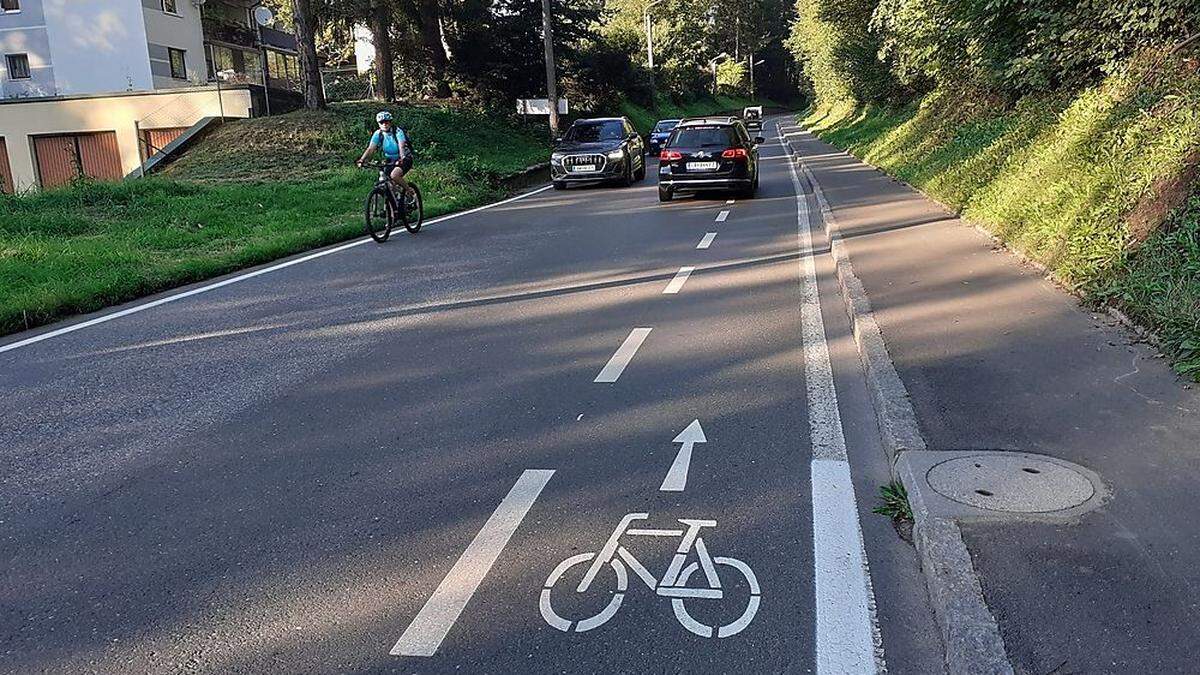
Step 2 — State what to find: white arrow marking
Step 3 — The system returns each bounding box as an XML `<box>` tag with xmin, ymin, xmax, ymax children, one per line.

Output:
<box><xmin>659</xmin><ymin>420</ymin><xmax>707</xmax><ymax>491</ymax></box>
<box><xmin>697</xmin><ymin>232</ymin><xmax>717</xmax><ymax>249</ymax></box>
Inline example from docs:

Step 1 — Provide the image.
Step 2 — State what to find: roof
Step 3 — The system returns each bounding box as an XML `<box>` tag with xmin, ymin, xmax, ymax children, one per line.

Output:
<box><xmin>571</xmin><ymin>117</ymin><xmax>625</xmax><ymax>124</ymax></box>
<box><xmin>678</xmin><ymin>116</ymin><xmax>739</xmax><ymax>127</ymax></box>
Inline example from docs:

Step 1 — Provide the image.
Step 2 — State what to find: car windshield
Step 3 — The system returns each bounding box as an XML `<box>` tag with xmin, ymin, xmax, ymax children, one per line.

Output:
<box><xmin>565</xmin><ymin>121</ymin><xmax>625</xmax><ymax>142</ymax></box>
<box><xmin>669</xmin><ymin>126</ymin><xmax>736</xmax><ymax>148</ymax></box>
<box><xmin>654</xmin><ymin>120</ymin><xmax>679</xmax><ymax>132</ymax></box>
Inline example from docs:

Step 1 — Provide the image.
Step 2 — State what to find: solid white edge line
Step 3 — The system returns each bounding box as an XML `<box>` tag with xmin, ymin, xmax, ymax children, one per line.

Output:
<box><xmin>697</xmin><ymin>232</ymin><xmax>717</xmax><ymax>249</ymax></box>
<box><xmin>594</xmin><ymin>327</ymin><xmax>652</xmax><ymax>383</ymax></box>
<box><xmin>715</xmin><ymin>210</ymin><xmax>730</xmax><ymax>222</ymax></box>
<box><xmin>662</xmin><ymin>266</ymin><xmax>695</xmax><ymax>294</ymax></box>
<box><xmin>0</xmin><ymin>185</ymin><xmax>555</xmax><ymax>355</ymax></box>
<box><xmin>778</xmin><ymin>124</ymin><xmax>884</xmax><ymax>673</ymax></box>
<box><xmin>391</xmin><ymin>469</ymin><xmax>555</xmax><ymax>657</ymax></box>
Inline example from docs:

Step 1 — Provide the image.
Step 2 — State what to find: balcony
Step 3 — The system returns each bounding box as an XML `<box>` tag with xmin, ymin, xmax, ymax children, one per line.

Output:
<box><xmin>202</xmin><ymin>17</ymin><xmax>258</xmax><ymax>48</ymax></box>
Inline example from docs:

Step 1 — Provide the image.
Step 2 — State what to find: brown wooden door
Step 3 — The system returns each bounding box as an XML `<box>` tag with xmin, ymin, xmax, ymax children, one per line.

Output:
<box><xmin>77</xmin><ymin>132</ymin><xmax>122</xmax><ymax>181</ymax></box>
<box><xmin>33</xmin><ymin>135</ymin><xmax>79</xmax><ymax>189</ymax></box>
<box><xmin>0</xmin><ymin>138</ymin><xmax>12</xmax><ymax>194</ymax></box>
<box><xmin>140</xmin><ymin>127</ymin><xmax>188</xmax><ymax>161</ymax></box>
<box><xmin>33</xmin><ymin>132</ymin><xmax>122</xmax><ymax>188</ymax></box>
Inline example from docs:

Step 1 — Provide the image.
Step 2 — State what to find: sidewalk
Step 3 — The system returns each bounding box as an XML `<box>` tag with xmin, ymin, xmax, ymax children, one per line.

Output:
<box><xmin>795</xmin><ymin>130</ymin><xmax>1200</xmax><ymax>674</ymax></box>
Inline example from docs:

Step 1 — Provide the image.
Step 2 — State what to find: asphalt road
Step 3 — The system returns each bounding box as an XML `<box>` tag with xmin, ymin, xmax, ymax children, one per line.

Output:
<box><xmin>0</xmin><ymin>119</ymin><xmax>943</xmax><ymax>674</ymax></box>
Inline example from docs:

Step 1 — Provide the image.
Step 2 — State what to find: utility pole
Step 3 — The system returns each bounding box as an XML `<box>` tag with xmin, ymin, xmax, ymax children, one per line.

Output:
<box><xmin>644</xmin><ymin>0</ymin><xmax>664</xmax><ymax>104</ymax></box>
<box><xmin>540</xmin><ymin>0</ymin><xmax>559</xmax><ymax>136</ymax></box>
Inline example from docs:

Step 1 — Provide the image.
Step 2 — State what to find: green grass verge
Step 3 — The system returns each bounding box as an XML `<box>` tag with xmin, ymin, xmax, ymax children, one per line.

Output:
<box><xmin>0</xmin><ymin>102</ymin><xmax>549</xmax><ymax>337</ymax></box>
<box><xmin>803</xmin><ymin>56</ymin><xmax>1200</xmax><ymax>378</ymax></box>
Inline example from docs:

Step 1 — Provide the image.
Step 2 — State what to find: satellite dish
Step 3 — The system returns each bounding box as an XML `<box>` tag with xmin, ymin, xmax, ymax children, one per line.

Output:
<box><xmin>254</xmin><ymin>6</ymin><xmax>274</xmax><ymax>26</ymax></box>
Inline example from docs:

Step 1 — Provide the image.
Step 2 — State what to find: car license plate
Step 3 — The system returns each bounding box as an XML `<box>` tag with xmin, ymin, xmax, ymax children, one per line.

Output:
<box><xmin>571</xmin><ymin>165</ymin><xmax>597</xmax><ymax>173</ymax></box>
<box><xmin>687</xmin><ymin>161</ymin><xmax>719</xmax><ymax>171</ymax></box>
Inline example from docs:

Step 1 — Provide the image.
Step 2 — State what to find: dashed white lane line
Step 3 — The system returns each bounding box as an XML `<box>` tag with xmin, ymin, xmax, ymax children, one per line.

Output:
<box><xmin>0</xmin><ymin>185</ymin><xmax>555</xmax><ymax>356</ymax></box>
<box><xmin>779</xmin><ymin>126</ymin><xmax>884</xmax><ymax>672</ymax></box>
<box><xmin>662</xmin><ymin>266</ymin><xmax>695</xmax><ymax>294</ymax></box>
<box><xmin>715</xmin><ymin>210</ymin><xmax>730</xmax><ymax>222</ymax></box>
<box><xmin>725</xmin><ymin>199</ymin><xmax>735</xmax><ymax>205</ymax></box>
<box><xmin>697</xmin><ymin>232</ymin><xmax>717</xmax><ymax>249</ymax></box>
<box><xmin>594</xmin><ymin>328</ymin><xmax>652</xmax><ymax>383</ymax></box>
<box><xmin>391</xmin><ymin>469</ymin><xmax>555</xmax><ymax>657</ymax></box>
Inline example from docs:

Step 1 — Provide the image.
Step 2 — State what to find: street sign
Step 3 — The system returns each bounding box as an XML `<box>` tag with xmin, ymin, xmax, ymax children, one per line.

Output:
<box><xmin>517</xmin><ymin>98</ymin><xmax>569</xmax><ymax>115</ymax></box>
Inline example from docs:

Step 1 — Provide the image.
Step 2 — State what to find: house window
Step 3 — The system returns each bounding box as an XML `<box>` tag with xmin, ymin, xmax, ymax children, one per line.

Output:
<box><xmin>168</xmin><ymin>48</ymin><xmax>186</xmax><ymax>79</ymax></box>
<box><xmin>161</xmin><ymin>0</ymin><xmax>178</xmax><ymax>14</ymax></box>
<box><xmin>0</xmin><ymin>0</ymin><xmax>20</xmax><ymax>13</ymax></box>
<box><xmin>5</xmin><ymin>54</ymin><xmax>30</xmax><ymax>79</ymax></box>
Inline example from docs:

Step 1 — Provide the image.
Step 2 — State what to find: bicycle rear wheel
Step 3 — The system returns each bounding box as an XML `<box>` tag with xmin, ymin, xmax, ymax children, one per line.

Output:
<box><xmin>365</xmin><ymin>187</ymin><xmax>393</xmax><ymax>242</ymax></box>
<box><xmin>402</xmin><ymin>184</ymin><xmax>424</xmax><ymax>233</ymax></box>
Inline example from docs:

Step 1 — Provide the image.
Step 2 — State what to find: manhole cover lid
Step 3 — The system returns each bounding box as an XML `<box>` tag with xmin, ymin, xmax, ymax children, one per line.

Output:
<box><xmin>926</xmin><ymin>455</ymin><xmax>1095</xmax><ymax>513</ymax></box>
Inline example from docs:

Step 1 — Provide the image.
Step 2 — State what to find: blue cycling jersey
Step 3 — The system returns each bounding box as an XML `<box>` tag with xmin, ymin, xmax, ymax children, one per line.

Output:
<box><xmin>371</xmin><ymin>128</ymin><xmax>408</xmax><ymax>160</ymax></box>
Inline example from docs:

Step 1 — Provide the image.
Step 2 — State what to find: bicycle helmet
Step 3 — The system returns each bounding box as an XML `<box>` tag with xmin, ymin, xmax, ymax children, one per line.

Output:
<box><xmin>376</xmin><ymin>111</ymin><xmax>393</xmax><ymax>123</ymax></box>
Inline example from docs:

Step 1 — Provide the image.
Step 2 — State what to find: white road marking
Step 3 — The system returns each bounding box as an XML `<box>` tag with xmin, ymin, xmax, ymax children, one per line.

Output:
<box><xmin>725</xmin><ymin>199</ymin><xmax>735</xmax><ymax>205</ymax></box>
<box><xmin>715</xmin><ymin>210</ymin><xmax>729</xmax><ymax>222</ymax></box>
<box><xmin>0</xmin><ymin>185</ymin><xmax>555</xmax><ymax>355</ymax></box>
<box><xmin>659</xmin><ymin>419</ymin><xmax>707</xmax><ymax>491</ymax></box>
<box><xmin>662</xmin><ymin>266</ymin><xmax>695</xmax><ymax>294</ymax></box>
<box><xmin>594</xmin><ymin>328</ymin><xmax>652</xmax><ymax>383</ymax></box>
<box><xmin>697</xmin><ymin>232</ymin><xmax>717</xmax><ymax>249</ymax></box>
<box><xmin>391</xmin><ymin>469</ymin><xmax>555</xmax><ymax>657</ymax></box>
<box><xmin>779</xmin><ymin>126</ymin><xmax>884</xmax><ymax>672</ymax></box>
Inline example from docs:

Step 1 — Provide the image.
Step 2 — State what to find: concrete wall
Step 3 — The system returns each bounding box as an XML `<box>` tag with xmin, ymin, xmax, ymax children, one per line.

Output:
<box><xmin>141</xmin><ymin>0</ymin><xmax>207</xmax><ymax>89</ymax></box>
<box><xmin>42</xmin><ymin>0</ymin><xmax>153</xmax><ymax>95</ymax></box>
<box><xmin>0</xmin><ymin>0</ymin><xmax>57</xmax><ymax>98</ymax></box>
<box><xmin>0</xmin><ymin>86</ymin><xmax>251</xmax><ymax>191</ymax></box>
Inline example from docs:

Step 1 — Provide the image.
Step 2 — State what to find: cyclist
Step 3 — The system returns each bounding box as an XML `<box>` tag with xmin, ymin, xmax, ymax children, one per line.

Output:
<box><xmin>356</xmin><ymin>111</ymin><xmax>412</xmax><ymax>197</ymax></box>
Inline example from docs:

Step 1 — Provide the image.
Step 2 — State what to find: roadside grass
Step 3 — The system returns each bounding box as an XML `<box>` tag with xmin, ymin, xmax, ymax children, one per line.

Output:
<box><xmin>873</xmin><ymin>481</ymin><xmax>913</xmax><ymax>522</ymax></box>
<box><xmin>804</xmin><ymin>54</ymin><xmax>1200</xmax><ymax>378</ymax></box>
<box><xmin>0</xmin><ymin>101</ymin><xmax>549</xmax><ymax>337</ymax></box>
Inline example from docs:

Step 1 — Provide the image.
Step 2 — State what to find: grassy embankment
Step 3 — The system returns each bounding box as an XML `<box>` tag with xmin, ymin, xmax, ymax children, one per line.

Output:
<box><xmin>803</xmin><ymin>54</ymin><xmax>1200</xmax><ymax>377</ymax></box>
<box><xmin>0</xmin><ymin>102</ymin><xmax>549</xmax><ymax>337</ymax></box>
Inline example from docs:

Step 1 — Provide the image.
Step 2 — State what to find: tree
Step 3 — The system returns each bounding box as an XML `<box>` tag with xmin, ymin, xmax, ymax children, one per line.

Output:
<box><xmin>291</xmin><ymin>0</ymin><xmax>327</xmax><ymax>109</ymax></box>
<box><xmin>366</xmin><ymin>1</ymin><xmax>396</xmax><ymax>101</ymax></box>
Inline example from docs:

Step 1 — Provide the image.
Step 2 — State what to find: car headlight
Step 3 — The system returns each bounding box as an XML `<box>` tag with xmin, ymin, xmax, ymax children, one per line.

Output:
<box><xmin>607</xmin><ymin>149</ymin><xmax>625</xmax><ymax>160</ymax></box>
<box><xmin>550</xmin><ymin>153</ymin><xmax>564</xmax><ymax>165</ymax></box>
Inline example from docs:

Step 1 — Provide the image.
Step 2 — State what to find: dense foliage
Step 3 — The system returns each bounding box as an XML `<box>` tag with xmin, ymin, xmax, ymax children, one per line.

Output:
<box><xmin>789</xmin><ymin>0</ymin><xmax>1200</xmax><ymax>105</ymax></box>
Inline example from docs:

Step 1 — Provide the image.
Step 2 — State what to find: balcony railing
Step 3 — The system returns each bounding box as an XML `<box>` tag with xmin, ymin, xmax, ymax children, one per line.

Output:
<box><xmin>202</xmin><ymin>17</ymin><xmax>258</xmax><ymax>47</ymax></box>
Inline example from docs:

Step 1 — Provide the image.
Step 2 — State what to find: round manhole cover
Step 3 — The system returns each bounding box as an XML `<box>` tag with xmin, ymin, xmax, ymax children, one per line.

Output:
<box><xmin>926</xmin><ymin>455</ymin><xmax>1095</xmax><ymax>513</ymax></box>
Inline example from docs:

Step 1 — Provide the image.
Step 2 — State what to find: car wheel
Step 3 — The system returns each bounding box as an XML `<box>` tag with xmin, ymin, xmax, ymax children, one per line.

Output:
<box><xmin>658</xmin><ymin>186</ymin><xmax>672</xmax><ymax>202</ymax></box>
<box><xmin>553</xmin><ymin>181</ymin><xmax>566</xmax><ymax>190</ymax></box>
<box><xmin>619</xmin><ymin>158</ymin><xmax>633</xmax><ymax>187</ymax></box>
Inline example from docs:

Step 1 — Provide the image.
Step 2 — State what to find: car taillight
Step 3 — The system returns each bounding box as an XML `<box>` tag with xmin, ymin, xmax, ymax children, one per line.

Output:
<box><xmin>660</xmin><ymin>150</ymin><xmax>682</xmax><ymax>160</ymax></box>
<box><xmin>721</xmin><ymin>148</ymin><xmax>748</xmax><ymax>159</ymax></box>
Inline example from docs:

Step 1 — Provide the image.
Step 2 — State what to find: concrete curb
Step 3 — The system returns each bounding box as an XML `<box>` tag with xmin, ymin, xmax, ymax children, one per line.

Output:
<box><xmin>781</xmin><ymin>126</ymin><xmax>1013</xmax><ymax>675</ymax></box>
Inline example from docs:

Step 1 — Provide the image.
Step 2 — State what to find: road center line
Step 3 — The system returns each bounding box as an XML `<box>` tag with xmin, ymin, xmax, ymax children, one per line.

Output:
<box><xmin>662</xmin><ymin>266</ymin><xmax>695</xmax><ymax>294</ymax></box>
<box><xmin>779</xmin><ymin>125</ymin><xmax>885</xmax><ymax>672</ymax></box>
<box><xmin>697</xmin><ymin>232</ymin><xmax>717</xmax><ymax>249</ymax></box>
<box><xmin>715</xmin><ymin>210</ymin><xmax>729</xmax><ymax>222</ymax></box>
<box><xmin>725</xmin><ymin>199</ymin><xmax>735</xmax><ymax>205</ymax></box>
<box><xmin>594</xmin><ymin>327</ymin><xmax>652</xmax><ymax>383</ymax></box>
<box><xmin>391</xmin><ymin>469</ymin><xmax>555</xmax><ymax>657</ymax></box>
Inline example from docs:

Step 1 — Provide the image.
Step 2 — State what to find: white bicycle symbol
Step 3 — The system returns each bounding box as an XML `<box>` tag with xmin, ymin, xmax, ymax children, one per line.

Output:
<box><xmin>539</xmin><ymin>513</ymin><xmax>761</xmax><ymax>638</ymax></box>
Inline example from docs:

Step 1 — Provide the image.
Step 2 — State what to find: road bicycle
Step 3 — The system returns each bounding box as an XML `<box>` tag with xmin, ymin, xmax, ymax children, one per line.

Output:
<box><xmin>362</xmin><ymin>162</ymin><xmax>424</xmax><ymax>242</ymax></box>
<box><xmin>539</xmin><ymin>512</ymin><xmax>760</xmax><ymax>638</ymax></box>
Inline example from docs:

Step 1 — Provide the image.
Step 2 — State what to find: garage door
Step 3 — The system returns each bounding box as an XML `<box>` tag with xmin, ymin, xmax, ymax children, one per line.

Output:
<box><xmin>140</xmin><ymin>127</ymin><xmax>189</xmax><ymax>162</ymax></box>
<box><xmin>0</xmin><ymin>138</ymin><xmax>12</xmax><ymax>194</ymax></box>
<box><xmin>33</xmin><ymin>131</ymin><xmax>122</xmax><ymax>189</ymax></box>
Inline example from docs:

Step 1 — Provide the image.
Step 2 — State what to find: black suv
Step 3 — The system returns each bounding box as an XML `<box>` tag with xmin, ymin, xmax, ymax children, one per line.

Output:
<box><xmin>657</xmin><ymin>117</ymin><xmax>763</xmax><ymax>201</ymax></box>
<box><xmin>551</xmin><ymin>117</ymin><xmax>646</xmax><ymax>189</ymax></box>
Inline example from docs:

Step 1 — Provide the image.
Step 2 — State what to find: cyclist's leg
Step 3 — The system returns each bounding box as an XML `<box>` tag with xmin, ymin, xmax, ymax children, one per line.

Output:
<box><xmin>389</xmin><ymin>161</ymin><xmax>409</xmax><ymax>193</ymax></box>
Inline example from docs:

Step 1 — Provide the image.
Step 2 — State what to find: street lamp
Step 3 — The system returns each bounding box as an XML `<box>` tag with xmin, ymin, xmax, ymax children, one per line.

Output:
<box><xmin>748</xmin><ymin>55</ymin><xmax>765</xmax><ymax>99</ymax></box>
<box><xmin>644</xmin><ymin>0</ymin><xmax>665</xmax><ymax>102</ymax></box>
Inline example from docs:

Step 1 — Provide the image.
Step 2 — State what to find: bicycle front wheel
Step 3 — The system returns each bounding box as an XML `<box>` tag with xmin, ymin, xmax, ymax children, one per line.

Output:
<box><xmin>402</xmin><ymin>184</ymin><xmax>424</xmax><ymax>233</ymax></box>
<box><xmin>365</xmin><ymin>187</ymin><xmax>393</xmax><ymax>243</ymax></box>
